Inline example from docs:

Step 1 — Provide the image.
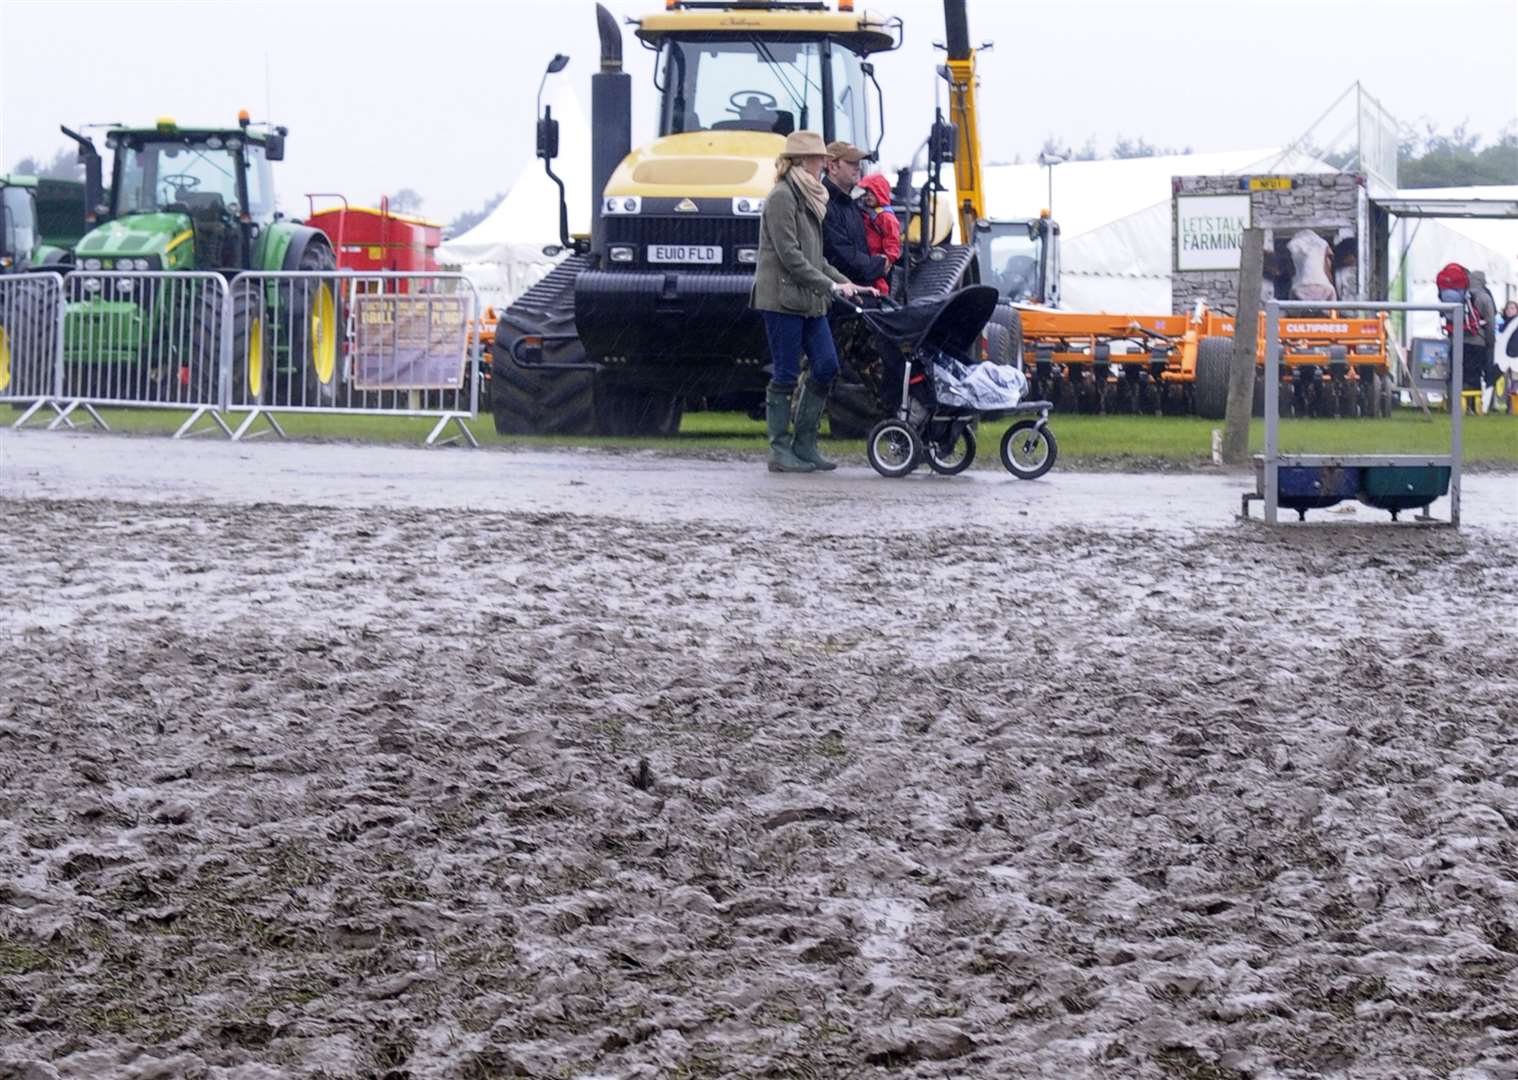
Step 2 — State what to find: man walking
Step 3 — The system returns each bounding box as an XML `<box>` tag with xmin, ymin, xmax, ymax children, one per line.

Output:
<box><xmin>821</xmin><ymin>142</ymin><xmax>887</xmax><ymax>288</ymax></box>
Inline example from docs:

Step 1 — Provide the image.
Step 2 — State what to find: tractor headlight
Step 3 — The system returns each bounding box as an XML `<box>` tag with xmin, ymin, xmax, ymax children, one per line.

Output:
<box><xmin>1354</xmin><ymin>343</ymin><xmax>1379</xmax><ymax>355</ymax></box>
<box><xmin>608</xmin><ymin>245</ymin><xmax>635</xmax><ymax>263</ymax></box>
<box><xmin>82</xmin><ymin>277</ymin><xmax>101</xmax><ymax>293</ymax></box>
<box><xmin>83</xmin><ymin>258</ymin><xmax>101</xmax><ymax>270</ymax></box>
<box><xmin>603</xmin><ymin>196</ymin><xmax>641</xmax><ymax>215</ymax></box>
<box><xmin>736</xmin><ymin>247</ymin><xmax>759</xmax><ymax>265</ymax></box>
<box><xmin>732</xmin><ymin>197</ymin><xmax>764</xmax><ymax>216</ymax></box>
<box><xmin>115</xmin><ymin>278</ymin><xmax>134</xmax><ymax>295</ymax></box>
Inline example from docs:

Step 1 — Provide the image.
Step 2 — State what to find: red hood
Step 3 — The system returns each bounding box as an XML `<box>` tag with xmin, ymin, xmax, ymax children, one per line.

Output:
<box><xmin>858</xmin><ymin>173</ymin><xmax>894</xmax><ymax>205</ymax></box>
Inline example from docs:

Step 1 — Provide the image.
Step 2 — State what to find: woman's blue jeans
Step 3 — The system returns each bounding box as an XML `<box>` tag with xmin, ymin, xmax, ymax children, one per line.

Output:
<box><xmin>761</xmin><ymin>311</ymin><xmax>839</xmax><ymax>390</ymax></box>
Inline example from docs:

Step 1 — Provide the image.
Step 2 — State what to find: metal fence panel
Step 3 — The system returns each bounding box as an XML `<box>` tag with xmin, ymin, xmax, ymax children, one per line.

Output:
<box><xmin>53</xmin><ymin>271</ymin><xmax>231</xmax><ymax>435</ymax></box>
<box><xmin>0</xmin><ymin>272</ymin><xmax>64</xmax><ymax>427</ymax></box>
<box><xmin>226</xmin><ymin>271</ymin><xmax>480</xmax><ymax>446</ymax></box>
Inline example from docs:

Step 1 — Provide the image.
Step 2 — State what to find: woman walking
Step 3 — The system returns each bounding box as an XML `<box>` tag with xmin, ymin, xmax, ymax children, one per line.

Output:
<box><xmin>749</xmin><ymin>130</ymin><xmax>874</xmax><ymax>473</ymax></box>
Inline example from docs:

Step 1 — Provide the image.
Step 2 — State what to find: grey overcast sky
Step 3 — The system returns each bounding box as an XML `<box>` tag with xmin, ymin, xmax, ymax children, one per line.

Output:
<box><xmin>2</xmin><ymin>0</ymin><xmax>1514</xmax><ymax>223</ymax></box>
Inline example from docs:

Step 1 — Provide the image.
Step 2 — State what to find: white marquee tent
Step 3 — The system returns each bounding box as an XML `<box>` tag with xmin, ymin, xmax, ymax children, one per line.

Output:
<box><xmin>437</xmin><ymin>83</ymin><xmax>591</xmax><ymax>313</ymax></box>
<box><xmin>974</xmin><ymin>152</ymin><xmax>1517</xmax><ymax>333</ymax></box>
<box><xmin>976</xmin><ymin>147</ymin><xmax>1337</xmax><ymax>314</ymax></box>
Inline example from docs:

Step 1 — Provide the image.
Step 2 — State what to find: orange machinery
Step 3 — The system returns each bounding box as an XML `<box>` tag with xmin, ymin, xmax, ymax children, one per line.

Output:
<box><xmin>992</xmin><ymin>303</ymin><xmax>1390</xmax><ymax>419</ymax></box>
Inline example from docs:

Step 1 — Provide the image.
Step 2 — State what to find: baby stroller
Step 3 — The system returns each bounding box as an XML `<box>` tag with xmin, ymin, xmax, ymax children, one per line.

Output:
<box><xmin>854</xmin><ymin>284</ymin><xmax>1057</xmax><ymax>480</ymax></box>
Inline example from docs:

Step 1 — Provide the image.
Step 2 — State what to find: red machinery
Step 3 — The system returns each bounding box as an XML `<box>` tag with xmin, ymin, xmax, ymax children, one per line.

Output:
<box><xmin>303</xmin><ymin>194</ymin><xmax>442</xmax><ymax>286</ymax></box>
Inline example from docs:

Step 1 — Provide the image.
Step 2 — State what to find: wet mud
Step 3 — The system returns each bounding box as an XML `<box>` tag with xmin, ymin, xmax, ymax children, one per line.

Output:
<box><xmin>1</xmin><ymin>487</ymin><xmax>1515</xmax><ymax>1079</ymax></box>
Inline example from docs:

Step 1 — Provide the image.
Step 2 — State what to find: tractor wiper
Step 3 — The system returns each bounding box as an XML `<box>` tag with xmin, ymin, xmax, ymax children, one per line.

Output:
<box><xmin>749</xmin><ymin>37</ymin><xmax>815</xmax><ymax>126</ymax></box>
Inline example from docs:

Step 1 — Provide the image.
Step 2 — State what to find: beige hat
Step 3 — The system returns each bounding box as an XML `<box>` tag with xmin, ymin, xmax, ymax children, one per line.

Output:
<box><xmin>781</xmin><ymin>130</ymin><xmax>827</xmax><ymax>158</ymax></box>
<box><xmin>826</xmin><ymin>141</ymin><xmax>868</xmax><ymax>163</ymax></box>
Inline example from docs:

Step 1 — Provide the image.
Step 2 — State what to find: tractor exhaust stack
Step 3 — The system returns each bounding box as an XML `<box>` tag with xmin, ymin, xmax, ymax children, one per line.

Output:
<box><xmin>591</xmin><ymin>3</ymin><xmax>631</xmax><ymax>257</ymax></box>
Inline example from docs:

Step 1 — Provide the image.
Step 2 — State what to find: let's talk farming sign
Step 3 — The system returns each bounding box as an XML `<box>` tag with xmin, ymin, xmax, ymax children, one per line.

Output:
<box><xmin>1176</xmin><ymin>194</ymin><xmax>1251</xmax><ymax>272</ymax></box>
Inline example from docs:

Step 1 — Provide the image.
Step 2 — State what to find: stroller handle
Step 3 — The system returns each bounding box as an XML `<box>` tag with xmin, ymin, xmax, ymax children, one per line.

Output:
<box><xmin>845</xmin><ymin>292</ymin><xmax>900</xmax><ymax>316</ymax></box>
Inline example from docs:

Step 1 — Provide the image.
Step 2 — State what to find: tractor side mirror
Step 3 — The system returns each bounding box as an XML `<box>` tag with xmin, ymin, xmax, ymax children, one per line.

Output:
<box><xmin>265</xmin><ymin>130</ymin><xmax>286</xmax><ymax>161</ymax></box>
<box><xmin>930</xmin><ymin>118</ymin><xmax>957</xmax><ymax>164</ymax></box>
<box><xmin>537</xmin><ymin>109</ymin><xmax>560</xmax><ymax>162</ymax></box>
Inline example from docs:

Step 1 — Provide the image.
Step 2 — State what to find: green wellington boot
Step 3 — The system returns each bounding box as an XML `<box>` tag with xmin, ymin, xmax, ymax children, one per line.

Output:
<box><xmin>766</xmin><ymin>384</ymin><xmax>815</xmax><ymax>473</ymax></box>
<box><xmin>790</xmin><ymin>376</ymin><xmax>837</xmax><ymax>471</ymax></box>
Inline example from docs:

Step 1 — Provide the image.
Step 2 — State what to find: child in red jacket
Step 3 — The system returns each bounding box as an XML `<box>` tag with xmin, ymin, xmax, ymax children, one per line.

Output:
<box><xmin>857</xmin><ymin>173</ymin><xmax>901</xmax><ymax>297</ymax></box>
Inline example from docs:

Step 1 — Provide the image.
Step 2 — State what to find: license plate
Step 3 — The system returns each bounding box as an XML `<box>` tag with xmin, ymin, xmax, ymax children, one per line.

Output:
<box><xmin>648</xmin><ymin>244</ymin><xmax>721</xmax><ymax>264</ymax></box>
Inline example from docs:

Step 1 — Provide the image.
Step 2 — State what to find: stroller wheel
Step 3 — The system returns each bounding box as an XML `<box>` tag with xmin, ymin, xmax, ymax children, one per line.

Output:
<box><xmin>927</xmin><ymin>426</ymin><xmax>977</xmax><ymax>476</ymax></box>
<box><xmin>1000</xmin><ymin>420</ymin><xmax>1058</xmax><ymax>480</ymax></box>
<box><xmin>866</xmin><ymin>419</ymin><xmax>923</xmax><ymax>478</ymax></box>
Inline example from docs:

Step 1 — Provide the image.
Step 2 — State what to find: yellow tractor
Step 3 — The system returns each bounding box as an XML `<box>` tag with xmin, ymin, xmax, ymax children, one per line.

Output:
<box><xmin>491</xmin><ymin>0</ymin><xmax>974</xmax><ymax>437</ymax></box>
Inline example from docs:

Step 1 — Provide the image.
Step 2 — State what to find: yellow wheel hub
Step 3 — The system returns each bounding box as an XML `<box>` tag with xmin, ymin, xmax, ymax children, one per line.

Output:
<box><xmin>247</xmin><ymin>316</ymin><xmax>263</xmax><ymax>400</ymax></box>
<box><xmin>310</xmin><ymin>283</ymin><xmax>337</xmax><ymax>385</ymax></box>
<box><xmin>0</xmin><ymin>326</ymin><xmax>10</xmax><ymax>394</ymax></box>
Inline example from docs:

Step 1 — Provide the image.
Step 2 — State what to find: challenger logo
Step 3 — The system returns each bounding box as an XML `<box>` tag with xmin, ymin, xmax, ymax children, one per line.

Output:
<box><xmin>674</xmin><ymin>198</ymin><xmax>699</xmax><ymax>213</ymax></box>
<box><xmin>1285</xmin><ymin>322</ymin><xmax>1349</xmax><ymax>334</ymax></box>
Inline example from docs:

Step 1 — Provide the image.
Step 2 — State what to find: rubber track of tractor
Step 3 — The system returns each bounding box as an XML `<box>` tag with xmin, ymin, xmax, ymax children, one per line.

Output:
<box><xmin>492</xmin><ymin>254</ymin><xmax>597</xmax><ymax>435</ymax></box>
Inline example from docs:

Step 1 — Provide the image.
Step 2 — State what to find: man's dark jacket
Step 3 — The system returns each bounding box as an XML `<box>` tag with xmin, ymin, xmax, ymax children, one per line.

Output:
<box><xmin>822</xmin><ymin>176</ymin><xmax>887</xmax><ymax>286</ymax></box>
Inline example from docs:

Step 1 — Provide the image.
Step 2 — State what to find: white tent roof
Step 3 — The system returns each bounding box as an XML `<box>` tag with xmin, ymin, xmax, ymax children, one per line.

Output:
<box><xmin>438</xmin><ymin>82</ymin><xmax>591</xmax><ymax>310</ymax></box>
<box><xmin>969</xmin><ymin>147</ymin><xmax>1337</xmax><ymax>313</ymax></box>
<box><xmin>1386</xmin><ymin>185</ymin><xmax>1518</xmax><ymax>336</ymax></box>
<box><xmin>980</xmin><ymin>147</ymin><xmax>1337</xmax><ymax>240</ymax></box>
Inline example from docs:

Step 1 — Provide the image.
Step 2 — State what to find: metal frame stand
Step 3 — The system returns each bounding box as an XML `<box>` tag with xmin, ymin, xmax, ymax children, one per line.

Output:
<box><xmin>1246</xmin><ymin>299</ymin><xmax>1462</xmax><ymax>527</ymax></box>
<box><xmin>45</xmin><ymin>401</ymin><xmax>110</xmax><ymax>432</ymax></box>
<box><xmin>173</xmin><ymin>407</ymin><xmax>235</xmax><ymax>440</ymax></box>
<box><xmin>424</xmin><ymin>414</ymin><xmax>479</xmax><ymax>448</ymax></box>
<box><xmin>11</xmin><ymin>399</ymin><xmax>65</xmax><ymax>430</ymax></box>
<box><xmin>230</xmin><ymin>409</ymin><xmax>288</xmax><ymax>442</ymax></box>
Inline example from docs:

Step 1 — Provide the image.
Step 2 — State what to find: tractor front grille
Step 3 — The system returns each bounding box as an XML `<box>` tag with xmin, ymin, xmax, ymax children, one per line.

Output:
<box><xmin>603</xmin><ymin>216</ymin><xmax>760</xmax><ymax>272</ymax></box>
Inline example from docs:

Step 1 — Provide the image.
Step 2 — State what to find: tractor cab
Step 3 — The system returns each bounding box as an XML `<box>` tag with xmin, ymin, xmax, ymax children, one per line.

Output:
<box><xmin>589</xmin><ymin>3</ymin><xmax>902</xmax><ymax>258</ymax></box>
<box><xmin>75</xmin><ymin>115</ymin><xmax>287</xmax><ymax>273</ymax></box>
<box><xmin>0</xmin><ymin>181</ymin><xmax>38</xmax><ymax>271</ymax></box>
<box><xmin>100</xmin><ymin>116</ymin><xmax>282</xmax><ymax>270</ymax></box>
<box><xmin>642</xmin><ymin>12</ymin><xmax>898</xmax><ymax>147</ymax></box>
<box><xmin>975</xmin><ymin>214</ymin><xmax>1060</xmax><ymax>307</ymax></box>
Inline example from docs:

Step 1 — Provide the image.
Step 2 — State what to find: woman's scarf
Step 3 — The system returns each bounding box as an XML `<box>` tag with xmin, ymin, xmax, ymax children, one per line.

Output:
<box><xmin>788</xmin><ymin>167</ymin><xmax>830</xmax><ymax>223</ymax></box>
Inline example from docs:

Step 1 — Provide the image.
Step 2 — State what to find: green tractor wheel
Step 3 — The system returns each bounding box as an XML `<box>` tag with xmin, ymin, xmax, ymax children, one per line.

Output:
<box><xmin>184</xmin><ymin>283</ymin><xmax>223</xmax><ymax>405</ymax></box>
<box><xmin>289</xmin><ymin>242</ymin><xmax>342</xmax><ymax>408</ymax></box>
<box><xmin>0</xmin><ymin>277</ymin><xmax>59</xmax><ymax>400</ymax></box>
<box><xmin>230</xmin><ymin>289</ymin><xmax>266</xmax><ymax>407</ymax></box>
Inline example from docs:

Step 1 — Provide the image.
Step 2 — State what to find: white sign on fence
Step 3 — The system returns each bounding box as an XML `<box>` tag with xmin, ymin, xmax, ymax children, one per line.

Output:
<box><xmin>1176</xmin><ymin>194</ymin><xmax>1251</xmax><ymax>271</ymax></box>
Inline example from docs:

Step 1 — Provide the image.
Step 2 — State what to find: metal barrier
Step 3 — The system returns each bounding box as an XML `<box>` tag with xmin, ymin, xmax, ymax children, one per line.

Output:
<box><xmin>54</xmin><ymin>271</ymin><xmax>232</xmax><ymax>438</ymax></box>
<box><xmin>225</xmin><ymin>271</ymin><xmax>480</xmax><ymax>446</ymax></box>
<box><xmin>0</xmin><ymin>272</ymin><xmax>65</xmax><ymax>429</ymax></box>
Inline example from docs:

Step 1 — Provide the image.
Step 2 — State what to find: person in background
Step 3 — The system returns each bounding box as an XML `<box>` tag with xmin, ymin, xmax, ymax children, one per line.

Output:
<box><xmin>856</xmin><ymin>172</ymin><xmax>901</xmax><ymax>298</ymax></box>
<box><xmin>749</xmin><ymin>130</ymin><xmax>874</xmax><ymax>474</ymax></box>
<box><xmin>1332</xmin><ymin>237</ymin><xmax>1358</xmax><ymax>301</ymax></box>
<box><xmin>1261</xmin><ymin>249</ymin><xmax>1283</xmax><ymax>306</ymax></box>
<box><xmin>820</xmin><ymin>141</ymin><xmax>887</xmax><ymax>288</ymax></box>
<box><xmin>1469</xmin><ymin>270</ymin><xmax>1499</xmax><ymax>394</ymax></box>
<box><xmin>1500</xmin><ymin>300</ymin><xmax>1518</xmax><ymax>332</ymax></box>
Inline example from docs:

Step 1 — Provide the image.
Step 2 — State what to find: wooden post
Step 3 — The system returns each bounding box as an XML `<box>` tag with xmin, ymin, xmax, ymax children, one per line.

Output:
<box><xmin>1223</xmin><ymin>227</ymin><xmax>1264</xmax><ymax>465</ymax></box>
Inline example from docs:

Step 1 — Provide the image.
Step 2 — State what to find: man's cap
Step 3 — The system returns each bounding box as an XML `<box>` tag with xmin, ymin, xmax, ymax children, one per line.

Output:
<box><xmin>826</xmin><ymin>141</ymin><xmax>868</xmax><ymax>163</ymax></box>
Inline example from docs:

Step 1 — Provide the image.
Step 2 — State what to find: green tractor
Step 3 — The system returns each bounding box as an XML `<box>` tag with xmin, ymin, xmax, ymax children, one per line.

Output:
<box><xmin>1</xmin><ymin>174</ymin><xmax>89</xmax><ymax>270</ymax></box>
<box><xmin>0</xmin><ymin>174</ymin><xmax>89</xmax><ymax>399</ymax></box>
<box><xmin>56</xmin><ymin>114</ymin><xmax>340</xmax><ymax>405</ymax></box>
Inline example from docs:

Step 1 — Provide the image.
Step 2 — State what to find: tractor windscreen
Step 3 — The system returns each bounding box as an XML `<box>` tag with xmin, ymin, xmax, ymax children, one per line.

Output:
<box><xmin>1</xmin><ymin>186</ymin><xmax>36</xmax><ymax>259</ymax></box>
<box><xmin>981</xmin><ymin>225</ymin><xmax>1044</xmax><ymax>303</ymax></box>
<box><xmin>112</xmin><ymin>137</ymin><xmax>273</xmax><ymax>221</ymax></box>
<box><xmin>659</xmin><ymin>38</ymin><xmax>867</xmax><ymax>146</ymax></box>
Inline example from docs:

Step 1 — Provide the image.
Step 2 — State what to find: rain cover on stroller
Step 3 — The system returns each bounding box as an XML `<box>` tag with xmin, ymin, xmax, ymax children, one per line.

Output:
<box><xmin>929</xmin><ymin>352</ymin><xmax>1028</xmax><ymax>411</ymax></box>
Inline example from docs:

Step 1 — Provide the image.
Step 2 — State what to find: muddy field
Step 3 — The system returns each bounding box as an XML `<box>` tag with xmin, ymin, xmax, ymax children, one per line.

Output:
<box><xmin>1</xmin><ymin>438</ymin><xmax>1516</xmax><ymax>1079</ymax></box>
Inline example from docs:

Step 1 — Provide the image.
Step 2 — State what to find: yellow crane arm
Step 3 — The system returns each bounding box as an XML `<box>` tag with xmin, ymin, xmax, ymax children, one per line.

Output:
<box><xmin>942</xmin><ymin>0</ymin><xmax>984</xmax><ymax>243</ymax></box>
